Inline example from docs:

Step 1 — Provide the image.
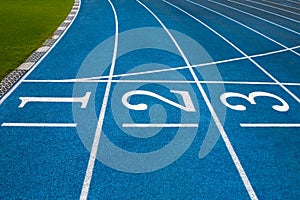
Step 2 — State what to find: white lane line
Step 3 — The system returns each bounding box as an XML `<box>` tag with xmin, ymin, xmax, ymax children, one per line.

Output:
<box><xmin>20</xmin><ymin>79</ymin><xmax>300</xmax><ymax>86</ymax></box>
<box><xmin>167</xmin><ymin>0</ymin><xmax>300</xmax><ymax>103</ymax></box>
<box><xmin>247</xmin><ymin>0</ymin><xmax>300</xmax><ymax>16</ymax></box>
<box><xmin>0</xmin><ymin>0</ymin><xmax>82</xmax><ymax>105</ymax></box>
<box><xmin>286</xmin><ymin>0</ymin><xmax>300</xmax><ymax>5</ymax></box>
<box><xmin>227</xmin><ymin>0</ymin><xmax>300</xmax><ymax>24</ymax></box>
<box><xmin>21</xmin><ymin>45</ymin><xmax>299</xmax><ymax>83</ymax></box>
<box><xmin>248</xmin><ymin>45</ymin><xmax>300</xmax><ymax>57</ymax></box>
<box><xmin>240</xmin><ymin>123</ymin><xmax>300</xmax><ymax>127</ymax></box>
<box><xmin>79</xmin><ymin>1</ymin><xmax>118</xmax><ymax>200</ymax></box>
<box><xmin>186</xmin><ymin>0</ymin><xmax>300</xmax><ymax>56</ymax></box>
<box><xmin>263</xmin><ymin>0</ymin><xmax>300</xmax><ymax>11</ymax></box>
<box><xmin>138</xmin><ymin>0</ymin><xmax>258</xmax><ymax>199</ymax></box>
<box><xmin>1</xmin><ymin>123</ymin><xmax>77</xmax><ymax>127</ymax></box>
<box><xmin>122</xmin><ymin>123</ymin><xmax>198</xmax><ymax>128</ymax></box>
<box><xmin>208</xmin><ymin>0</ymin><xmax>300</xmax><ymax>36</ymax></box>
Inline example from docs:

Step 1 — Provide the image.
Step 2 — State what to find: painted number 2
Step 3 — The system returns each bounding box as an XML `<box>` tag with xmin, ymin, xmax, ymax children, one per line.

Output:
<box><xmin>122</xmin><ymin>90</ymin><xmax>196</xmax><ymax>112</ymax></box>
<box><xmin>220</xmin><ymin>91</ymin><xmax>289</xmax><ymax>112</ymax></box>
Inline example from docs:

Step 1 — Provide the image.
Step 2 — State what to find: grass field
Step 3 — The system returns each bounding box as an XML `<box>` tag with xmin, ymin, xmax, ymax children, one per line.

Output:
<box><xmin>0</xmin><ymin>0</ymin><xmax>74</xmax><ymax>81</ymax></box>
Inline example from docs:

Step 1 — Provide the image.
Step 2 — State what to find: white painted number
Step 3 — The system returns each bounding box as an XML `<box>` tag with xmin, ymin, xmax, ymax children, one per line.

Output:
<box><xmin>19</xmin><ymin>92</ymin><xmax>91</xmax><ymax>108</ymax></box>
<box><xmin>122</xmin><ymin>90</ymin><xmax>196</xmax><ymax>112</ymax></box>
<box><xmin>220</xmin><ymin>91</ymin><xmax>289</xmax><ymax>112</ymax></box>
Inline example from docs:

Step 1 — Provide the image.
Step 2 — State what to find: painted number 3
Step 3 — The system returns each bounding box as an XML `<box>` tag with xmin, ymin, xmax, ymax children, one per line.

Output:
<box><xmin>220</xmin><ymin>91</ymin><xmax>289</xmax><ymax>112</ymax></box>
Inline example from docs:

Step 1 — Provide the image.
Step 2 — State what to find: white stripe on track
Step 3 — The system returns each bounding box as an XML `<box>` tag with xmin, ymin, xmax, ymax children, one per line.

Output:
<box><xmin>186</xmin><ymin>0</ymin><xmax>300</xmax><ymax>56</ymax></box>
<box><xmin>79</xmin><ymin>0</ymin><xmax>118</xmax><ymax>199</ymax></box>
<box><xmin>137</xmin><ymin>0</ymin><xmax>258</xmax><ymax>199</ymax></box>
<box><xmin>21</xmin><ymin>79</ymin><xmax>300</xmax><ymax>86</ymax></box>
<box><xmin>122</xmin><ymin>123</ymin><xmax>198</xmax><ymax>128</ymax></box>
<box><xmin>208</xmin><ymin>0</ymin><xmax>300</xmax><ymax>36</ymax></box>
<box><xmin>263</xmin><ymin>0</ymin><xmax>300</xmax><ymax>11</ymax></box>
<box><xmin>240</xmin><ymin>123</ymin><xmax>300</xmax><ymax>127</ymax></box>
<box><xmin>227</xmin><ymin>0</ymin><xmax>300</xmax><ymax>24</ymax></box>
<box><xmin>286</xmin><ymin>0</ymin><xmax>300</xmax><ymax>5</ymax></box>
<box><xmin>1</xmin><ymin>123</ymin><xmax>77</xmax><ymax>127</ymax></box>
<box><xmin>245</xmin><ymin>0</ymin><xmax>300</xmax><ymax>16</ymax></box>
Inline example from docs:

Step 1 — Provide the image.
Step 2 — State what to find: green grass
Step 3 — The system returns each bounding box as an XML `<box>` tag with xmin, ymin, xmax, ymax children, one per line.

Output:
<box><xmin>0</xmin><ymin>0</ymin><xmax>74</xmax><ymax>81</ymax></box>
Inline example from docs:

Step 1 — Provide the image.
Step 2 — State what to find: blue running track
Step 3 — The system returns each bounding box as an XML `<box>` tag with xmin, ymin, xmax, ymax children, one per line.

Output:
<box><xmin>0</xmin><ymin>0</ymin><xmax>299</xmax><ymax>199</ymax></box>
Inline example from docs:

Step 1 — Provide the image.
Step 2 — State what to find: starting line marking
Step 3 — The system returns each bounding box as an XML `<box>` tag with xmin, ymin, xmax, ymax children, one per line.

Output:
<box><xmin>122</xmin><ymin>123</ymin><xmax>198</xmax><ymax>128</ymax></box>
<box><xmin>1</xmin><ymin>123</ymin><xmax>77</xmax><ymax>127</ymax></box>
<box><xmin>20</xmin><ymin>79</ymin><xmax>300</xmax><ymax>86</ymax></box>
<box><xmin>240</xmin><ymin>123</ymin><xmax>300</xmax><ymax>128</ymax></box>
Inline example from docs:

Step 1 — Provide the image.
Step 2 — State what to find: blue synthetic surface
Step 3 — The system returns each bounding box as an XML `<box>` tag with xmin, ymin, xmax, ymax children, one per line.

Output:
<box><xmin>0</xmin><ymin>0</ymin><xmax>299</xmax><ymax>199</ymax></box>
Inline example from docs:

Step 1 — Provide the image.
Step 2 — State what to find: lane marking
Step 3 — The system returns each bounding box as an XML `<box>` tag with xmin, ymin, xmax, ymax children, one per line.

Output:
<box><xmin>21</xmin><ymin>79</ymin><xmax>300</xmax><ymax>86</ymax></box>
<box><xmin>21</xmin><ymin>45</ymin><xmax>300</xmax><ymax>82</ymax></box>
<box><xmin>240</xmin><ymin>123</ymin><xmax>300</xmax><ymax>127</ymax></box>
<box><xmin>228</xmin><ymin>0</ymin><xmax>300</xmax><ymax>24</ymax></box>
<box><xmin>248</xmin><ymin>45</ymin><xmax>300</xmax><ymax>57</ymax></box>
<box><xmin>286</xmin><ymin>0</ymin><xmax>300</xmax><ymax>5</ymax></box>
<box><xmin>1</xmin><ymin>123</ymin><xmax>77</xmax><ymax>127</ymax></box>
<box><xmin>208</xmin><ymin>0</ymin><xmax>300</xmax><ymax>36</ymax></box>
<box><xmin>122</xmin><ymin>123</ymin><xmax>198</xmax><ymax>128</ymax></box>
<box><xmin>246</xmin><ymin>0</ymin><xmax>300</xmax><ymax>16</ymax></box>
<box><xmin>80</xmin><ymin>0</ymin><xmax>118</xmax><ymax>199</ymax></box>
<box><xmin>186</xmin><ymin>0</ymin><xmax>300</xmax><ymax>56</ymax></box>
<box><xmin>166</xmin><ymin>0</ymin><xmax>300</xmax><ymax>103</ymax></box>
<box><xmin>139</xmin><ymin>0</ymin><xmax>258</xmax><ymax>199</ymax></box>
<box><xmin>0</xmin><ymin>0</ymin><xmax>82</xmax><ymax>105</ymax></box>
<box><xmin>262</xmin><ymin>0</ymin><xmax>300</xmax><ymax>11</ymax></box>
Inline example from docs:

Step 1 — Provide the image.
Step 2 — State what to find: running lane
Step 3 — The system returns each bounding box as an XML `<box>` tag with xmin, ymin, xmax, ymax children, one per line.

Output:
<box><xmin>0</xmin><ymin>0</ymin><xmax>115</xmax><ymax>199</ymax></box>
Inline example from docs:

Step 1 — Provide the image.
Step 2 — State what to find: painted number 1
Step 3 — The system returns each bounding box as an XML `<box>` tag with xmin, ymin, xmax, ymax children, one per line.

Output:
<box><xmin>220</xmin><ymin>91</ymin><xmax>289</xmax><ymax>112</ymax></box>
